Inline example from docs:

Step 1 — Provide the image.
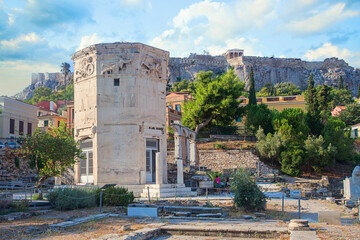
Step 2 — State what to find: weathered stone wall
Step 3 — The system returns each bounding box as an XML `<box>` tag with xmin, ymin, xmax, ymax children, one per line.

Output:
<box><xmin>0</xmin><ymin>150</ymin><xmax>35</xmax><ymax>181</ymax></box>
<box><xmin>167</xmin><ymin>149</ymin><xmax>276</xmax><ymax>175</ymax></box>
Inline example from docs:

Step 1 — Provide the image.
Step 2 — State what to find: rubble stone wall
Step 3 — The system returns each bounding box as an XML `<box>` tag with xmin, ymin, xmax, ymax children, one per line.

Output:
<box><xmin>0</xmin><ymin>150</ymin><xmax>35</xmax><ymax>181</ymax></box>
<box><xmin>167</xmin><ymin>149</ymin><xmax>277</xmax><ymax>175</ymax></box>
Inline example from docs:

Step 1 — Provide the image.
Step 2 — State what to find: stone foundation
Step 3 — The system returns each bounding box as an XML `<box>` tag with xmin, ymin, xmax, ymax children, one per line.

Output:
<box><xmin>168</xmin><ymin>149</ymin><xmax>276</xmax><ymax>175</ymax></box>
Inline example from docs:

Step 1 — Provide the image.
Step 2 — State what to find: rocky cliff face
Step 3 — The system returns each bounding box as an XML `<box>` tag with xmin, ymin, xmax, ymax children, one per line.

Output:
<box><xmin>169</xmin><ymin>54</ymin><xmax>360</xmax><ymax>95</ymax></box>
<box><xmin>14</xmin><ymin>72</ymin><xmax>73</xmax><ymax>100</ymax></box>
<box><xmin>168</xmin><ymin>53</ymin><xmax>229</xmax><ymax>83</ymax></box>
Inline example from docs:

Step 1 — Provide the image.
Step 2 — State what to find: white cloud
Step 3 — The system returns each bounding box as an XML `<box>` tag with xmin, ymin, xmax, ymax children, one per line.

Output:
<box><xmin>150</xmin><ymin>0</ymin><xmax>276</xmax><ymax>57</ymax></box>
<box><xmin>1</xmin><ymin>32</ymin><xmax>43</xmax><ymax>48</ymax></box>
<box><xmin>121</xmin><ymin>0</ymin><xmax>142</xmax><ymax>6</ymax></box>
<box><xmin>0</xmin><ymin>60</ymin><xmax>59</xmax><ymax>96</ymax></box>
<box><xmin>303</xmin><ymin>42</ymin><xmax>360</xmax><ymax>67</ymax></box>
<box><xmin>77</xmin><ymin>33</ymin><xmax>103</xmax><ymax>50</ymax></box>
<box><xmin>284</xmin><ymin>3</ymin><xmax>360</xmax><ymax>36</ymax></box>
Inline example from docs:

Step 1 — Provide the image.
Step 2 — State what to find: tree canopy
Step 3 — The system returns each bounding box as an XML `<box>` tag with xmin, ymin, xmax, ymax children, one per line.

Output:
<box><xmin>182</xmin><ymin>69</ymin><xmax>244</xmax><ymax>136</ymax></box>
<box><xmin>169</xmin><ymin>79</ymin><xmax>196</xmax><ymax>93</ymax></box>
<box><xmin>257</xmin><ymin>82</ymin><xmax>301</xmax><ymax>97</ymax></box>
<box><xmin>20</xmin><ymin>122</ymin><xmax>82</xmax><ymax>183</ymax></box>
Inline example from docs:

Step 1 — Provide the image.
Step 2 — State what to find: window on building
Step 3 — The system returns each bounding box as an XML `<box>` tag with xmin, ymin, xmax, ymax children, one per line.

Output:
<box><xmin>9</xmin><ymin>119</ymin><xmax>15</xmax><ymax>134</ymax></box>
<box><xmin>175</xmin><ymin>104</ymin><xmax>181</xmax><ymax>112</ymax></box>
<box><xmin>27</xmin><ymin>123</ymin><xmax>32</xmax><ymax>136</ymax></box>
<box><xmin>72</xmin><ymin>109</ymin><xmax>74</xmax><ymax>120</ymax></box>
<box><xmin>355</xmin><ymin>128</ymin><xmax>359</xmax><ymax>137</ymax></box>
<box><xmin>19</xmin><ymin>121</ymin><xmax>24</xmax><ymax>135</ymax></box>
<box><xmin>114</xmin><ymin>78</ymin><xmax>120</xmax><ymax>86</ymax></box>
<box><xmin>58</xmin><ymin>121</ymin><xmax>60</xmax><ymax>127</ymax></box>
<box><xmin>44</xmin><ymin>120</ymin><xmax>49</xmax><ymax>127</ymax></box>
<box><xmin>236</xmin><ymin>116</ymin><xmax>242</xmax><ymax>123</ymax></box>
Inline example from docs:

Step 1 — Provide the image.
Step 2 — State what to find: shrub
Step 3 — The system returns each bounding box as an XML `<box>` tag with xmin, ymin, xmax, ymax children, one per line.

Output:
<box><xmin>46</xmin><ymin>188</ymin><xmax>97</xmax><ymax>210</ymax></box>
<box><xmin>100</xmin><ymin>186</ymin><xmax>134</xmax><ymax>206</ymax></box>
<box><xmin>232</xmin><ymin>168</ymin><xmax>266</xmax><ymax>212</ymax></box>
<box><xmin>214</xmin><ymin>142</ymin><xmax>226</xmax><ymax>150</ymax></box>
<box><xmin>0</xmin><ymin>200</ymin><xmax>9</xmax><ymax>212</ymax></box>
<box><xmin>10</xmin><ymin>200</ymin><xmax>29</xmax><ymax>212</ymax></box>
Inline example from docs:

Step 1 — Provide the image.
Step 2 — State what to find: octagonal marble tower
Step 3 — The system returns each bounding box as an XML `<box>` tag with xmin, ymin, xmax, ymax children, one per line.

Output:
<box><xmin>71</xmin><ymin>42</ymin><xmax>169</xmax><ymax>193</ymax></box>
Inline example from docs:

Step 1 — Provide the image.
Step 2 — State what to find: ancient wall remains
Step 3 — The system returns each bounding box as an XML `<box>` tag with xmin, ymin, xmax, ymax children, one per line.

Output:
<box><xmin>0</xmin><ymin>150</ymin><xmax>35</xmax><ymax>181</ymax></box>
<box><xmin>167</xmin><ymin>149</ymin><xmax>276</xmax><ymax>175</ymax></box>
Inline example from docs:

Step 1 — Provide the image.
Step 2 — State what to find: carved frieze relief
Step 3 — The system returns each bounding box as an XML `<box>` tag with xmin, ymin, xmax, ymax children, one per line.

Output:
<box><xmin>75</xmin><ymin>56</ymin><xmax>95</xmax><ymax>82</ymax></box>
<box><xmin>101</xmin><ymin>56</ymin><xmax>132</xmax><ymax>75</ymax></box>
<box><xmin>140</xmin><ymin>57</ymin><xmax>163</xmax><ymax>80</ymax></box>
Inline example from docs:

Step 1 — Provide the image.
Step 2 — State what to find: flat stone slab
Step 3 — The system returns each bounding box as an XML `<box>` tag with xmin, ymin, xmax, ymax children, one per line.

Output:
<box><xmin>128</xmin><ymin>206</ymin><xmax>158</xmax><ymax>217</ymax></box>
<box><xmin>196</xmin><ymin>213</ymin><xmax>222</xmax><ymax>218</ymax></box>
<box><xmin>163</xmin><ymin>206</ymin><xmax>222</xmax><ymax>214</ymax></box>
<box><xmin>318</xmin><ymin>211</ymin><xmax>341</xmax><ymax>225</ymax></box>
<box><xmin>50</xmin><ymin>213</ymin><xmax>109</xmax><ymax>228</ymax></box>
<box><xmin>290</xmin><ymin>231</ymin><xmax>320</xmax><ymax>240</ymax></box>
<box><xmin>288</xmin><ymin>219</ymin><xmax>310</xmax><ymax>231</ymax></box>
<box><xmin>93</xmin><ymin>227</ymin><xmax>162</xmax><ymax>240</ymax></box>
<box><xmin>173</xmin><ymin>212</ymin><xmax>191</xmax><ymax>217</ymax></box>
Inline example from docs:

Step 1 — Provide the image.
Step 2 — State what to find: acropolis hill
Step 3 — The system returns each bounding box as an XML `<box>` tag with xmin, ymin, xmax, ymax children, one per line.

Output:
<box><xmin>168</xmin><ymin>49</ymin><xmax>360</xmax><ymax>95</ymax></box>
<box><xmin>14</xmin><ymin>49</ymin><xmax>360</xmax><ymax>100</ymax></box>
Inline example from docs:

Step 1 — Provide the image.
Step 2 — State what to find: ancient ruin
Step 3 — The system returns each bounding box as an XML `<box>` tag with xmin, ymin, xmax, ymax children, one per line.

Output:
<box><xmin>71</xmin><ymin>42</ymin><xmax>194</xmax><ymax>197</ymax></box>
<box><xmin>168</xmin><ymin>50</ymin><xmax>360</xmax><ymax>95</ymax></box>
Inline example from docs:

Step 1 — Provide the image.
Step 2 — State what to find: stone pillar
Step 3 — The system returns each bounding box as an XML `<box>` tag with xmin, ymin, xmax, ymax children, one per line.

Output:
<box><xmin>186</xmin><ymin>138</ymin><xmax>190</xmax><ymax>165</ymax></box>
<box><xmin>174</xmin><ymin>134</ymin><xmax>182</xmax><ymax>159</ymax></box>
<box><xmin>177</xmin><ymin>158</ymin><xmax>184</xmax><ymax>185</ymax></box>
<box><xmin>156</xmin><ymin>152</ymin><xmax>163</xmax><ymax>185</ymax></box>
<box><xmin>189</xmin><ymin>140</ymin><xmax>197</xmax><ymax>166</ymax></box>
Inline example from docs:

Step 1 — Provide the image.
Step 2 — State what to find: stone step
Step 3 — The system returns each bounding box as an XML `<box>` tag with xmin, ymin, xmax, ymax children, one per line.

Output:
<box><xmin>173</xmin><ymin>212</ymin><xmax>191</xmax><ymax>217</ymax></box>
<box><xmin>196</xmin><ymin>213</ymin><xmax>222</xmax><ymax>218</ymax></box>
<box><xmin>163</xmin><ymin>206</ymin><xmax>222</xmax><ymax>214</ymax></box>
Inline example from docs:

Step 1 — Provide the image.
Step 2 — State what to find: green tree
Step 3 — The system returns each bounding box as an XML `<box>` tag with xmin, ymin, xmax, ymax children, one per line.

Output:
<box><xmin>61</xmin><ymin>62</ymin><xmax>71</xmax><ymax>103</ymax></box>
<box><xmin>273</xmin><ymin>108</ymin><xmax>310</xmax><ymax>144</ymax></box>
<box><xmin>232</xmin><ymin>168</ymin><xmax>266</xmax><ymax>211</ymax></box>
<box><xmin>338</xmin><ymin>76</ymin><xmax>343</xmax><ymax>89</ymax></box>
<box><xmin>21</xmin><ymin>122</ymin><xmax>82</xmax><ymax>183</ymax></box>
<box><xmin>304</xmin><ymin>135</ymin><xmax>336</xmax><ymax>173</ymax></box>
<box><xmin>257</xmin><ymin>83</ymin><xmax>274</xmax><ymax>97</ymax></box>
<box><xmin>328</xmin><ymin>88</ymin><xmax>354</xmax><ymax>108</ymax></box>
<box><xmin>358</xmin><ymin>84</ymin><xmax>360</xmax><ymax>98</ymax></box>
<box><xmin>245</xmin><ymin>104</ymin><xmax>274</xmax><ymax>135</ymax></box>
<box><xmin>305</xmin><ymin>74</ymin><xmax>322</xmax><ymax>136</ymax></box>
<box><xmin>256</xmin><ymin>127</ymin><xmax>285</xmax><ymax>165</ymax></box>
<box><xmin>30</xmin><ymin>87</ymin><xmax>53</xmax><ymax>104</ymax></box>
<box><xmin>170</xmin><ymin>79</ymin><xmax>196</xmax><ymax>93</ymax></box>
<box><xmin>182</xmin><ymin>70</ymin><xmax>244</xmax><ymax>136</ymax></box>
<box><xmin>273</xmin><ymin>82</ymin><xmax>302</xmax><ymax>96</ymax></box>
<box><xmin>248</xmin><ymin>67</ymin><xmax>257</xmax><ymax>105</ymax></box>
<box><xmin>323</xmin><ymin>117</ymin><xmax>355</xmax><ymax>163</ymax></box>
<box><xmin>338</xmin><ymin>103</ymin><xmax>360</xmax><ymax>126</ymax></box>
<box><xmin>317</xmin><ymin>84</ymin><xmax>331</xmax><ymax>124</ymax></box>
<box><xmin>280</xmin><ymin>145</ymin><xmax>305</xmax><ymax>176</ymax></box>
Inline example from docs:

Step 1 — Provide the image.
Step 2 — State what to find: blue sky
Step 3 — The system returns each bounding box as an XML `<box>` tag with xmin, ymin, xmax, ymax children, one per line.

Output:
<box><xmin>0</xmin><ymin>0</ymin><xmax>359</xmax><ymax>96</ymax></box>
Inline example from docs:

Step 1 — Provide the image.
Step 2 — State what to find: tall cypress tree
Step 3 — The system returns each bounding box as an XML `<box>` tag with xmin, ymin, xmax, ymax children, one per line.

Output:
<box><xmin>338</xmin><ymin>76</ymin><xmax>343</xmax><ymax>89</ymax></box>
<box><xmin>248</xmin><ymin>67</ymin><xmax>257</xmax><ymax>105</ymax></box>
<box><xmin>306</xmin><ymin>74</ymin><xmax>322</xmax><ymax>135</ymax></box>
<box><xmin>318</xmin><ymin>84</ymin><xmax>330</xmax><ymax>124</ymax></box>
<box><xmin>358</xmin><ymin>85</ymin><xmax>360</xmax><ymax>98</ymax></box>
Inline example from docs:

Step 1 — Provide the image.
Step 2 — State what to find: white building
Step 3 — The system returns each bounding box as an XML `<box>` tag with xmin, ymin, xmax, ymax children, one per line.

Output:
<box><xmin>0</xmin><ymin>96</ymin><xmax>38</xmax><ymax>139</ymax></box>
